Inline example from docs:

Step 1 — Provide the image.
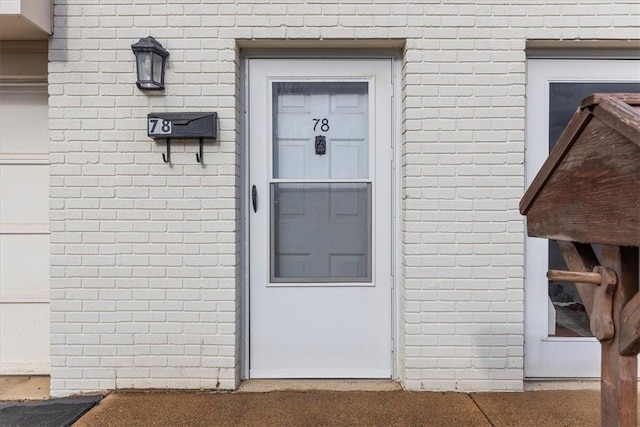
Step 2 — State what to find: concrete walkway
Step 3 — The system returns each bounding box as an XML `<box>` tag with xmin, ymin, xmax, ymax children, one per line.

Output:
<box><xmin>73</xmin><ymin>389</ymin><xmax>617</xmax><ymax>426</ymax></box>
<box><xmin>2</xmin><ymin>377</ymin><xmax>637</xmax><ymax>426</ymax></box>
<box><xmin>0</xmin><ymin>376</ymin><xmax>50</xmax><ymax>401</ymax></box>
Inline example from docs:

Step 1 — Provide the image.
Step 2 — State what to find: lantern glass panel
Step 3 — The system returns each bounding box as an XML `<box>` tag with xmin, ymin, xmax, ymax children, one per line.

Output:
<box><xmin>152</xmin><ymin>52</ymin><xmax>164</xmax><ymax>85</ymax></box>
<box><xmin>137</xmin><ymin>52</ymin><xmax>152</xmax><ymax>84</ymax></box>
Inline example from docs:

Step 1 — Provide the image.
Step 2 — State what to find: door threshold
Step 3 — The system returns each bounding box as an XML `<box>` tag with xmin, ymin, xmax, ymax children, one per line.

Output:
<box><xmin>238</xmin><ymin>379</ymin><xmax>402</xmax><ymax>393</ymax></box>
<box><xmin>524</xmin><ymin>379</ymin><xmax>600</xmax><ymax>391</ymax></box>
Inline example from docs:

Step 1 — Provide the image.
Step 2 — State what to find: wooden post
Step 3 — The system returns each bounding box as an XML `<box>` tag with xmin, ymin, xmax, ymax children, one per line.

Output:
<box><xmin>600</xmin><ymin>245</ymin><xmax>639</xmax><ymax>427</ymax></box>
<box><xmin>557</xmin><ymin>241</ymin><xmax>599</xmax><ymax>316</ymax></box>
<box><xmin>518</xmin><ymin>94</ymin><xmax>640</xmax><ymax>425</ymax></box>
<box><xmin>619</xmin><ymin>292</ymin><xmax>640</xmax><ymax>356</ymax></box>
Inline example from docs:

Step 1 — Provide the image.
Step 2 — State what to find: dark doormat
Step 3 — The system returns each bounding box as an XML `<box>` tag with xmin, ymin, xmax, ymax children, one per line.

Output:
<box><xmin>0</xmin><ymin>395</ymin><xmax>102</xmax><ymax>427</ymax></box>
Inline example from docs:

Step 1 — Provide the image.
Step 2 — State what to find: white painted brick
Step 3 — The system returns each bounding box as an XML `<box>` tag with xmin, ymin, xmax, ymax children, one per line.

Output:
<box><xmin>47</xmin><ymin>0</ymin><xmax>639</xmax><ymax>396</ymax></box>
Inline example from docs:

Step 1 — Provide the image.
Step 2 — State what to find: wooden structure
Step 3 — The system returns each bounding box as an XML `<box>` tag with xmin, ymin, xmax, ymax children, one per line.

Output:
<box><xmin>520</xmin><ymin>93</ymin><xmax>640</xmax><ymax>426</ymax></box>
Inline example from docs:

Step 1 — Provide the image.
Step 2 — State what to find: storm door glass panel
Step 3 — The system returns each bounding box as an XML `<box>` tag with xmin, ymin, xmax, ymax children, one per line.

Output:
<box><xmin>270</xmin><ymin>81</ymin><xmax>372</xmax><ymax>283</ymax></box>
<box><xmin>547</xmin><ymin>82</ymin><xmax>640</xmax><ymax>337</ymax></box>
<box><xmin>272</xmin><ymin>82</ymin><xmax>369</xmax><ymax>179</ymax></box>
<box><xmin>271</xmin><ymin>183</ymin><xmax>372</xmax><ymax>282</ymax></box>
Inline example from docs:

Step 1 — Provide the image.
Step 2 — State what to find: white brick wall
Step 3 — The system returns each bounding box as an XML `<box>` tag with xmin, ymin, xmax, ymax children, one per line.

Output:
<box><xmin>48</xmin><ymin>0</ymin><xmax>639</xmax><ymax>396</ymax></box>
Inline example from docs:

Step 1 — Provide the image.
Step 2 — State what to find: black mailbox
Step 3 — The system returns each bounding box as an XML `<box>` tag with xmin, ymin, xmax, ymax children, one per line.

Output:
<box><xmin>147</xmin><ymin>112</ymin><xmax>217</xmax><ymax>164</ymax></box>
<box><xmin>148</xmin><ymin>112</ymin><xmax>217</xmax><ymax>139</ymax></box>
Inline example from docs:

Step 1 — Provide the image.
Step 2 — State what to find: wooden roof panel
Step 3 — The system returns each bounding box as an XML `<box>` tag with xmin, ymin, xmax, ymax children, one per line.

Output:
<box><xmin>521</xmin><ymin>94</ymin><xmax>640</xmax><ymax>246</ymax></box>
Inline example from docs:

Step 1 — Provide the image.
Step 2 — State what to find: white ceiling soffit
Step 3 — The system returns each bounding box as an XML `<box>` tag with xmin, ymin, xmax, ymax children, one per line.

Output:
<box><xmin>0</xmin><ymin>0</ymin><xmax>52</xmax><ymax>40</ymax></box>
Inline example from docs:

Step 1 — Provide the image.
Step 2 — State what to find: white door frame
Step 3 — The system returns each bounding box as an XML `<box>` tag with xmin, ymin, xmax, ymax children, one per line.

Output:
<box><xmin>525</xmin><ymin>58</ymin><xmax>640</xmax><ymax>378</ymax></box>
<box><xmin>240</xmin><ymin>53</ymin><xmax>402</xmax><ymax>380</ymax></box>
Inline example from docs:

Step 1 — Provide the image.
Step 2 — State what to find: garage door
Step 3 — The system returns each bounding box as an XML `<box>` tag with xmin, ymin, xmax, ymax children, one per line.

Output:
<box><xmin>0</xmin><ymin>85</ymin><xmax>50</xmax><ymax>374</ymax></box>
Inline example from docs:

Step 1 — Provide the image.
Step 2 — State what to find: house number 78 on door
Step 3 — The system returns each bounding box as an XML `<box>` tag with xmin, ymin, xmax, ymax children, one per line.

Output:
<box><xmin>312</xmin><ymin>118</ymin><xmax>330</xmax><ymax>132</ymax></box>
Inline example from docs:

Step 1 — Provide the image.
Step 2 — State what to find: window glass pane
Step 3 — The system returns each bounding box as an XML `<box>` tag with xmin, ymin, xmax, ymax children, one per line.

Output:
<box><xmin>272</xmin><ymin>82</ymin><xmax>369</xmax><ymax>179</ymax></box>
<box><xmin>270</xmin><ymin>183</ymin><xmax>371</xmax><ymax>283</ymax></box>
<box><xmin>547</xmin><ymin>82</ymin><xmax>639</xmax><ymax>337</ymax></box>
<box><xmin>548</xmin><ymin>82</ymin><xmax>640</xmax><ymax>148</ymax></box>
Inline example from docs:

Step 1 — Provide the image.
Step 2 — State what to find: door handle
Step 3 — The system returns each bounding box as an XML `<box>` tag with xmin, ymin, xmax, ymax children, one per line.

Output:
<box><xmin>252</xmin><ymin>185</ymin><xmax>258</xmax><ymax>212</ymax></box>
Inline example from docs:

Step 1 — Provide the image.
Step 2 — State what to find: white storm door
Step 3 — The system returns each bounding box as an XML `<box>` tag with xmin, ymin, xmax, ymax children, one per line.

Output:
<box><xmin>525</xmin><ymin>58</ymin><xmax>640</xmax><ymax>378</ymax></box>
<box><xmin>248</xmin><ymin>58</ymin><xmax>393</xmax><ymax>378</ymax></box>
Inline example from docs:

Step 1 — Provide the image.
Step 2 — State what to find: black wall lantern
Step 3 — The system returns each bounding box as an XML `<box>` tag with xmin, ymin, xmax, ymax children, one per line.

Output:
<box><xmin>131</xmin><ymin>36</ymin><xmax>169</xmax><ymax>90</ymax></box>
